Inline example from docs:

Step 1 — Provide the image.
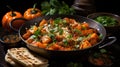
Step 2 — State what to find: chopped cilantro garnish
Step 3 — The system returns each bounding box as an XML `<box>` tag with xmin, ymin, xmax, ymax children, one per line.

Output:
<box><xmin>74</xmin><ymin>29</ymin><xmax>81</xmax><ymax>34</ymax></box>
<box><xmin>67</xmin><ymin>34</ymin><xmax>72</xmax><ymax>39</ymax></box>
<box><xmin>54</xmin><ymin>18</ymin><xmax>62</xmax><ymax>24</ymax></box>
<box><xmin>34</xmin><ymin>29</ymin><xmax>41</xmax><ymax>36</ymax></box>
<box><xmin>59</xmin><ymin>29</ymin><xmax>63</xmax><ymax>35</ymax></box>
<box><xmin>99</xmin><ymin>34</ymin><xmax>103</xmax><ymax>39</ymax></box>
<box><xmin>63</xmin><ymin>39</ymin><xmax>68</xmax><ymax>46</ymax></box>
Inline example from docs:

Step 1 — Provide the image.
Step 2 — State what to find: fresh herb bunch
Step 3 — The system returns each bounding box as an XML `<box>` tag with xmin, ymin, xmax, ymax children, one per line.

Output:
<box><xmin>94</xmin><ymin>16</ymin><xmax>118</xmax><ymax>26</ymax></box>
<box><xmin>41</xmin><ymin>0</ymin><xmax>76</xmax><ymax>15</ymax></box>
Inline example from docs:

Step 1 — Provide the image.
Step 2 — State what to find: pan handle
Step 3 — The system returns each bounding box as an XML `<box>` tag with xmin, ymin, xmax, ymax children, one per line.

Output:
<box><xmin>99</xmin><ymin>36</ymin><xmax>117</xmax><ymax>48</ymax></box>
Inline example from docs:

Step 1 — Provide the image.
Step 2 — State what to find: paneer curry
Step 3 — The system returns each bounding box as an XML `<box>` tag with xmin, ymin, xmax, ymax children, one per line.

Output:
<box><xmin>22</xmin><ymin>17</ymin><xmax>101</xmax><ymax>51</ymax></box>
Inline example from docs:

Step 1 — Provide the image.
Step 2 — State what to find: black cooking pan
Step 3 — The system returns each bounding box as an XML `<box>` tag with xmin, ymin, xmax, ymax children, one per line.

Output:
<box><xmin>19</xmin><ymin>15</ymin><xmax>116</xmax><ymax>60</ymax></box>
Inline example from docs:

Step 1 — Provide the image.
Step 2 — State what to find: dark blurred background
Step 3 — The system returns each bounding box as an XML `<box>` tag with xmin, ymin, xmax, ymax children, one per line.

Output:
<box><xmin>0</xmin><ymin>0</ymin><xmax>120</xmax><ymax>26</ymax></box>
